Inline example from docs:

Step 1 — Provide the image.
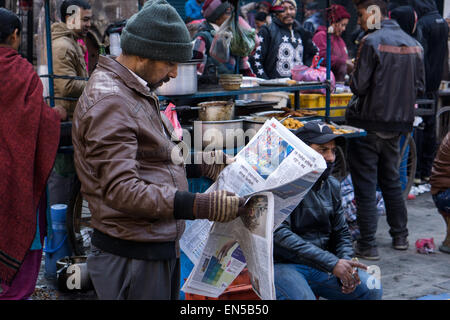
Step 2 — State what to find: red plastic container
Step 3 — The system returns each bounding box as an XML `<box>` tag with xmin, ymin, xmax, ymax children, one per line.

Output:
<box><xmin>185</xmin><ymin>268</ymin><xmax>261</xmax><ymax>300</ymax></box>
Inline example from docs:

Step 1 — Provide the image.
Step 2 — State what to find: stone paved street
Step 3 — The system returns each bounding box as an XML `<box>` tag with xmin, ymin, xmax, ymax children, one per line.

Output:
<box><xmin>31</xmin><ymin>191</ymin><xmax>450</xmax><ymax>300</ymax></box>
<box><xmin>360</xmin><ymin>191</ymin><xmax>450</xmax><ymax>300</ymax></box>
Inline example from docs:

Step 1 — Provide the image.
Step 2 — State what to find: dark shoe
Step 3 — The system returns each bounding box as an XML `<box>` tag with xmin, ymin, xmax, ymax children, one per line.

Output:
<box><xmin>439</xmin><ymin>244</ymin><xmax>450</xmax><ymax>254</ymax></box>
<box><xmin>354</xmin><ymin>244</ymin><xmax>380</xmax><ymax>260</ymax></box>
<box><xmin>392</xmin><ymin>237</ymin><xmax>409</xmax><ymax>250</ymax></box>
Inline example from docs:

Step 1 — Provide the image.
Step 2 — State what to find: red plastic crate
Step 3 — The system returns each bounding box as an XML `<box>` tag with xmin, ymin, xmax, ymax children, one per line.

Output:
<box><xmin>185</xmin><ymin>268</ymin><xmax>260</xmax><ymax>300</ymax></box>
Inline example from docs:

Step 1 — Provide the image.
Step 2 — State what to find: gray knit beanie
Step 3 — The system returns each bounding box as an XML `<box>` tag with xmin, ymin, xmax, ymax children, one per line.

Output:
<box><xmin>120</xmin><ymin>0</ymin><xmax>192</xmax><ymax>62</ymax></box>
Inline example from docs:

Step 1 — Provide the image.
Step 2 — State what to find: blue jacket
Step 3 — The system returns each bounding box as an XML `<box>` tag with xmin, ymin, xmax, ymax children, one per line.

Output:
<box><xmin>303</xmin><ymin>12</ymin><xmax>325</xmax><ymax>34</ymax></box>
<box><xmin>273</xmin><ymin>176</ymin><xmax>354</xmax><ymax>273</ymax></box>
<box><xmin>185</xmin><ymin>0</ymin><xmax>203</xmax><ymax>20</ymax></box>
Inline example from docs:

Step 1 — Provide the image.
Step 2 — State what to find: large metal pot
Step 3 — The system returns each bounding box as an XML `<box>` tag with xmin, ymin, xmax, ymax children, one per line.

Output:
<box><xmin>243</xmin><ymin>119</ymin><xmax>264</xmax><ymax>132</ymax></box>
<box><xmin>198</xmin><ymin>100</ymin><xmax>235</xmax><ymax>121</ymax></box>
<box><xmin>193</xmin><ymin>119</ymin><xmax>244</xmax><ymax>149</ymax></box>
<box><xmin>242</xmin><ymin>118</ymin><xmax>266</xmax><ymax>140</ymax></box>
<box><xmin>156</xmin><ymin>59</ymin><xmax>202</xmax><ymax>96</ymax></box>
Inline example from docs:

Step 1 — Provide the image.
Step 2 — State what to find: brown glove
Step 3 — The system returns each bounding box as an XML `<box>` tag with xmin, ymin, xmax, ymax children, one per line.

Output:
<box><xmin>200</xmin><ymin>150</ymin><xmax>234</xmax><ymax>181</ymax></box>
<box><xmin>193</xmin><ymin>191</ymin><xmax>245</xmax><ymax>222</ymax></box>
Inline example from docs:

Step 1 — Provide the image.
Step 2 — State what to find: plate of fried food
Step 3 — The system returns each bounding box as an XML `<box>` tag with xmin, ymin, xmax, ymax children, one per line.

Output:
<box><xmin>282</xmin><ymin>118</ymin><xmax>304</xmax><ymax>130</ymax></box>
<box><xmin>327</xmin><ymin>124</ymin><xmax>355</xmax><ymax>135</ymax></box>
<box><xmin>251</xmin><ymin>108</ymin><xmax>318</xmax><ymax>119</ymax></box>
<box><xmin>279</xmin><ymin>107</ymin><xmax>318</xmax><ymax>117</ymax></box>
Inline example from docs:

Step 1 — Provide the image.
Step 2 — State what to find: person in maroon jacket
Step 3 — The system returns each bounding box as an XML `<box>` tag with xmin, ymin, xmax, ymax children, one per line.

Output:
<box><xmin>312</xmin><ymin>4</ymin><xmax>352</xmax><ymax>82</ymax></box>
<box><xmin>0</xmin><ymin>8</ymin><xmax>62</xmax><ymax>300</ymax></box>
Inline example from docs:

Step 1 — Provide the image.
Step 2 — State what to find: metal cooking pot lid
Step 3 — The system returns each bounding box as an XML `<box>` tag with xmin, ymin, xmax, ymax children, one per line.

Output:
<box><xmin>181</xmin><ymin>58</ymin><xmax>203</xmax><ymax>64</ymax></box>
<box><xmin>191</xmin><ymin>119</ymin><xmax>243</xmax><ymax>124</ymax></box>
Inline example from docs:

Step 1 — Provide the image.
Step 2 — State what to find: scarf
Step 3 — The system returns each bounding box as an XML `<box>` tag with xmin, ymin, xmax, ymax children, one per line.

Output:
<box><xmin>0</xmin><ymin>47</ymin><xmax>60</xmax><ymax>285</ymax></box>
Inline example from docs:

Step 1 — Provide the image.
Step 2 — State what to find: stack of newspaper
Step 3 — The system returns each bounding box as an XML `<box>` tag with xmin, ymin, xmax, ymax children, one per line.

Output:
<box><xmin>181</xmin><ymin>118</ymin><xmax>327</xmax><ymax>300</ymax></box>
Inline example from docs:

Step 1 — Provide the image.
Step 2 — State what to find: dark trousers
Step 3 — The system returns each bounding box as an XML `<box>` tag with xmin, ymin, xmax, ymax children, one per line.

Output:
<box><xmin>432</xmin><ymin>189</ymin><xmax>450</xmax><ymax>215</ymax></box>
<box><xmin>87</xmin><ymin>246</ymin><xmax>180</xmax><ymax>300</ymax></box>
<box><xmin>47</xmin><ymin>169</ymin><xmax>77</xmax><ymax>206</ymax></box>
<box><xmin>348</xmin><ymin>133</ymin><xmax>409</xmax><ymax>249</ymax></box>
<box><xmin>415</xmin><ymin>92</ymin><xmax>438</xmax><ymax>179</ymax></box>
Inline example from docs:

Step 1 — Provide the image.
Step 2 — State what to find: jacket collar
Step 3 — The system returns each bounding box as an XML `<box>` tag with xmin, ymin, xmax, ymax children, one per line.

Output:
<box><xmin>273</xmin><ymin>16</ymin><xmax>302</xmax><ymax>32</ymax></box>
<box><xmin>97</xmin><ymin>55</ymin><xmax>154</xmax><ymax>98</ymax></box>
<box><xmin>51</xmin><ymin>22</ymin><xmax>79</xmax><ymax>42</ymax></box>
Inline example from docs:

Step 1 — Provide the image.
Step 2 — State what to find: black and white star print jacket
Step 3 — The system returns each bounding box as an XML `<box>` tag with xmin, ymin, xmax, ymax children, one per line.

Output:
<box><xmin>249</xmin><ymin>17</ymin><xmax>318</xmax><ymax>79</ymax></box>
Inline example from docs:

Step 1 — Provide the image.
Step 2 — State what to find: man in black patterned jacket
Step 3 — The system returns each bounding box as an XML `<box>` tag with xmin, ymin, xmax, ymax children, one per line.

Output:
<box><xmin>249</xmin><ymin>0</ymin><xmax>317</xmax><ymax>79</ymax></box>
<box><xmin>273</xmin><ymin>122</ymin><xmax>382</xmax><ymax>300</ymax></box>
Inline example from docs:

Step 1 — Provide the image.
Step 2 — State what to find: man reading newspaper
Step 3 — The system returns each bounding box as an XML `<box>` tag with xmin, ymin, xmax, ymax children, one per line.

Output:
<box><xmin>273</xmin><ymin>122</ymin><xmax>383</xmax><ymax>300</ymax></box>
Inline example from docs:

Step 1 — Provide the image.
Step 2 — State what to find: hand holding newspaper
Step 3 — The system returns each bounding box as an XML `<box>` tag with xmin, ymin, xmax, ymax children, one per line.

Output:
<box><xmin>181</xmin><ymin>118</ymin><xmax>327</xmax><ymax>299</ymax></box>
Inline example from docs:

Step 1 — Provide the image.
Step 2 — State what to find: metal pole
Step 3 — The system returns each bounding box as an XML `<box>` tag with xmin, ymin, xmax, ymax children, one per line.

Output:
<box><xmin>325</xmin><ymin>0</ymin><xmax>331</xmax><ymax>122</ymax></box>
<box><xmin>44</xmin><ymin>0</ymin><xmax>55</xmax><ymax>107</ymax></box>
<box><xmin>234</xmin><ymin>0</ymin><xmax>240</xmax><ymax>74</ymax></box>
<box><xmin>27</xmin><ymin>8</ymin><xmax>33</xmax><ymax>63</ymax></box>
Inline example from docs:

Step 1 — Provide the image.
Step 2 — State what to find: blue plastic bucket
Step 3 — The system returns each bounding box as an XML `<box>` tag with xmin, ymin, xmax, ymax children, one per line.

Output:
<box><xmin>179</xmin><ymin>251</ymin><xmax>194</xmax><ymax>300</ymax></box>
<box><xmin>44</xmin><ymin>204</ymin><xmax>73</xmax><ymax>279</ymax></box>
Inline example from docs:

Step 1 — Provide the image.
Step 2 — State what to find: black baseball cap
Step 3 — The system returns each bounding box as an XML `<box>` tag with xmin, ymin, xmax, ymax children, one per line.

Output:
<box><xmin>294</xmin><ymin>121</ymin><xmax>341</xmax><ymax>145</ymax></box>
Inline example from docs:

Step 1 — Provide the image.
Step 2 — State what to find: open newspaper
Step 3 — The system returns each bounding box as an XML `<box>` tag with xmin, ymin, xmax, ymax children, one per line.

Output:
<box><xmin>181</xmin><ymin>118</ymin><xmax>326</xmax><ymax>299</ymax></box>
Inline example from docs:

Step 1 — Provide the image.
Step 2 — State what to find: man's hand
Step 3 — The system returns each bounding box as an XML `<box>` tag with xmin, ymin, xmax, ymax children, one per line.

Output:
<box><xmin>193</xmin><ymin>190</ymin><xmax>246</xmax><ymax>222</ymax></box>
<box><xmin>53</xmin><ymin>105</ymin><xmax>67</xmax><ymax>120</ymax></box>
<box><xmin>346</xmin><ymin>59</ymin><xmax>354</xmax><ymax>74</ymax></box>
<box><xmin>332</xmin><ymin>259</ymin><xmax>367</xmax><ymax>294</ymax></box>
<box><xmin>341</xmin><ymin>271</ymin><xmax>362</xmax><ymax>294</ymax></box>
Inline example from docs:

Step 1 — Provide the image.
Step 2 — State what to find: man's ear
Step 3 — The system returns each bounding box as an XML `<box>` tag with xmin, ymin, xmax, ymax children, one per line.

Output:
<box><xmin>9</xmin><ymin>28</ymin><xmax>20</xmax><ymax>50</ymax></box>
<box><xmin>8</xmin><ymin>29</ymin><xmax>17</xmax><ymax>43</ymax></box>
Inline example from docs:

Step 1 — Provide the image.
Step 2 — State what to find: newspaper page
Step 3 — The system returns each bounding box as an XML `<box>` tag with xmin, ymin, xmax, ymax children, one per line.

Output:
<box><xmin>181</xmin><ymin>227</ymin><xmax>246</xmax><ymax>297</ymax></box>
<box><xmin>182</xmin><ymin>192</ymin><xmax>275</xmax><ymax>299</ymax></box>
<box><xmin>181</xmin><ymin>118</ymin><xmax>326</xmax><ymax>298</ymax></box>
<box><xmin>232</xmin><ymin>192</ymin><xmax>275</xmax><ymax>300</ymax></box>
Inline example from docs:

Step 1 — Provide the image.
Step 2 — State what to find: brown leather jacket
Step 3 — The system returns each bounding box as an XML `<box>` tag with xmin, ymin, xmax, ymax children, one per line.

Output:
<box><xmin>430</xmin><ymin>132</ymin><xmax>450</xmax><ymax>195</ymax></box>
<box><xmin>72</xmin><ymin>56</ymin><xmax>188</xmax><ymax>245</ymax></box>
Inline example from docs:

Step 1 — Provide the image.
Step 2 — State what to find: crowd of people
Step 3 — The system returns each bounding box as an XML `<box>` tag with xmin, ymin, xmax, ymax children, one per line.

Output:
<box><xmin>0</xmin><ymin>0</ymin><xmax>449</xmax><ymax>301</ymax></box>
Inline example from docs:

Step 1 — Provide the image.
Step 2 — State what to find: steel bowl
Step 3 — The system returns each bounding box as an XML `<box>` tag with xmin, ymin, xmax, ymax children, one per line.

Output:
<box><xmin>156</xmin><ymin>59</ymin><xmax>202</xmax><ymax>96</ymax></box>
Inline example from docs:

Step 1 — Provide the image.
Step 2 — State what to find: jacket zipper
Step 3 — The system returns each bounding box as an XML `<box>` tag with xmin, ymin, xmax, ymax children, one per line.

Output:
<box><xmin>290</xmin><ymin>29</ymin><xmax>296</xmax><ymax>43</ymax></box>
<box><xmin>149</xmin><ymin>93</ymin><xmax>185</xmax><ymax>241</ymax></box>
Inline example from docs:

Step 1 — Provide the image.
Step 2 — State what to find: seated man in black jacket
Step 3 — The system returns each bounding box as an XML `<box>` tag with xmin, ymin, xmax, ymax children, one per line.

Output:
<box><xmin>273</xmin><ymin>122</ymin><xmax>382</xmax><ymax>300</ymax></box>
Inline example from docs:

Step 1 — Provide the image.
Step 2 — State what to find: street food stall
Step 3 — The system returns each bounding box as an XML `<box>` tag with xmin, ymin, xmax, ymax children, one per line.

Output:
<box><xmin>37</xmin><ymin>0</ymin><xmax>409</xmax><ymax>301</ymax></box>
<box><xmin>36</xmin><ymin>0</ymin><xmax>366</xmax><ymax>259</ymax></box>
